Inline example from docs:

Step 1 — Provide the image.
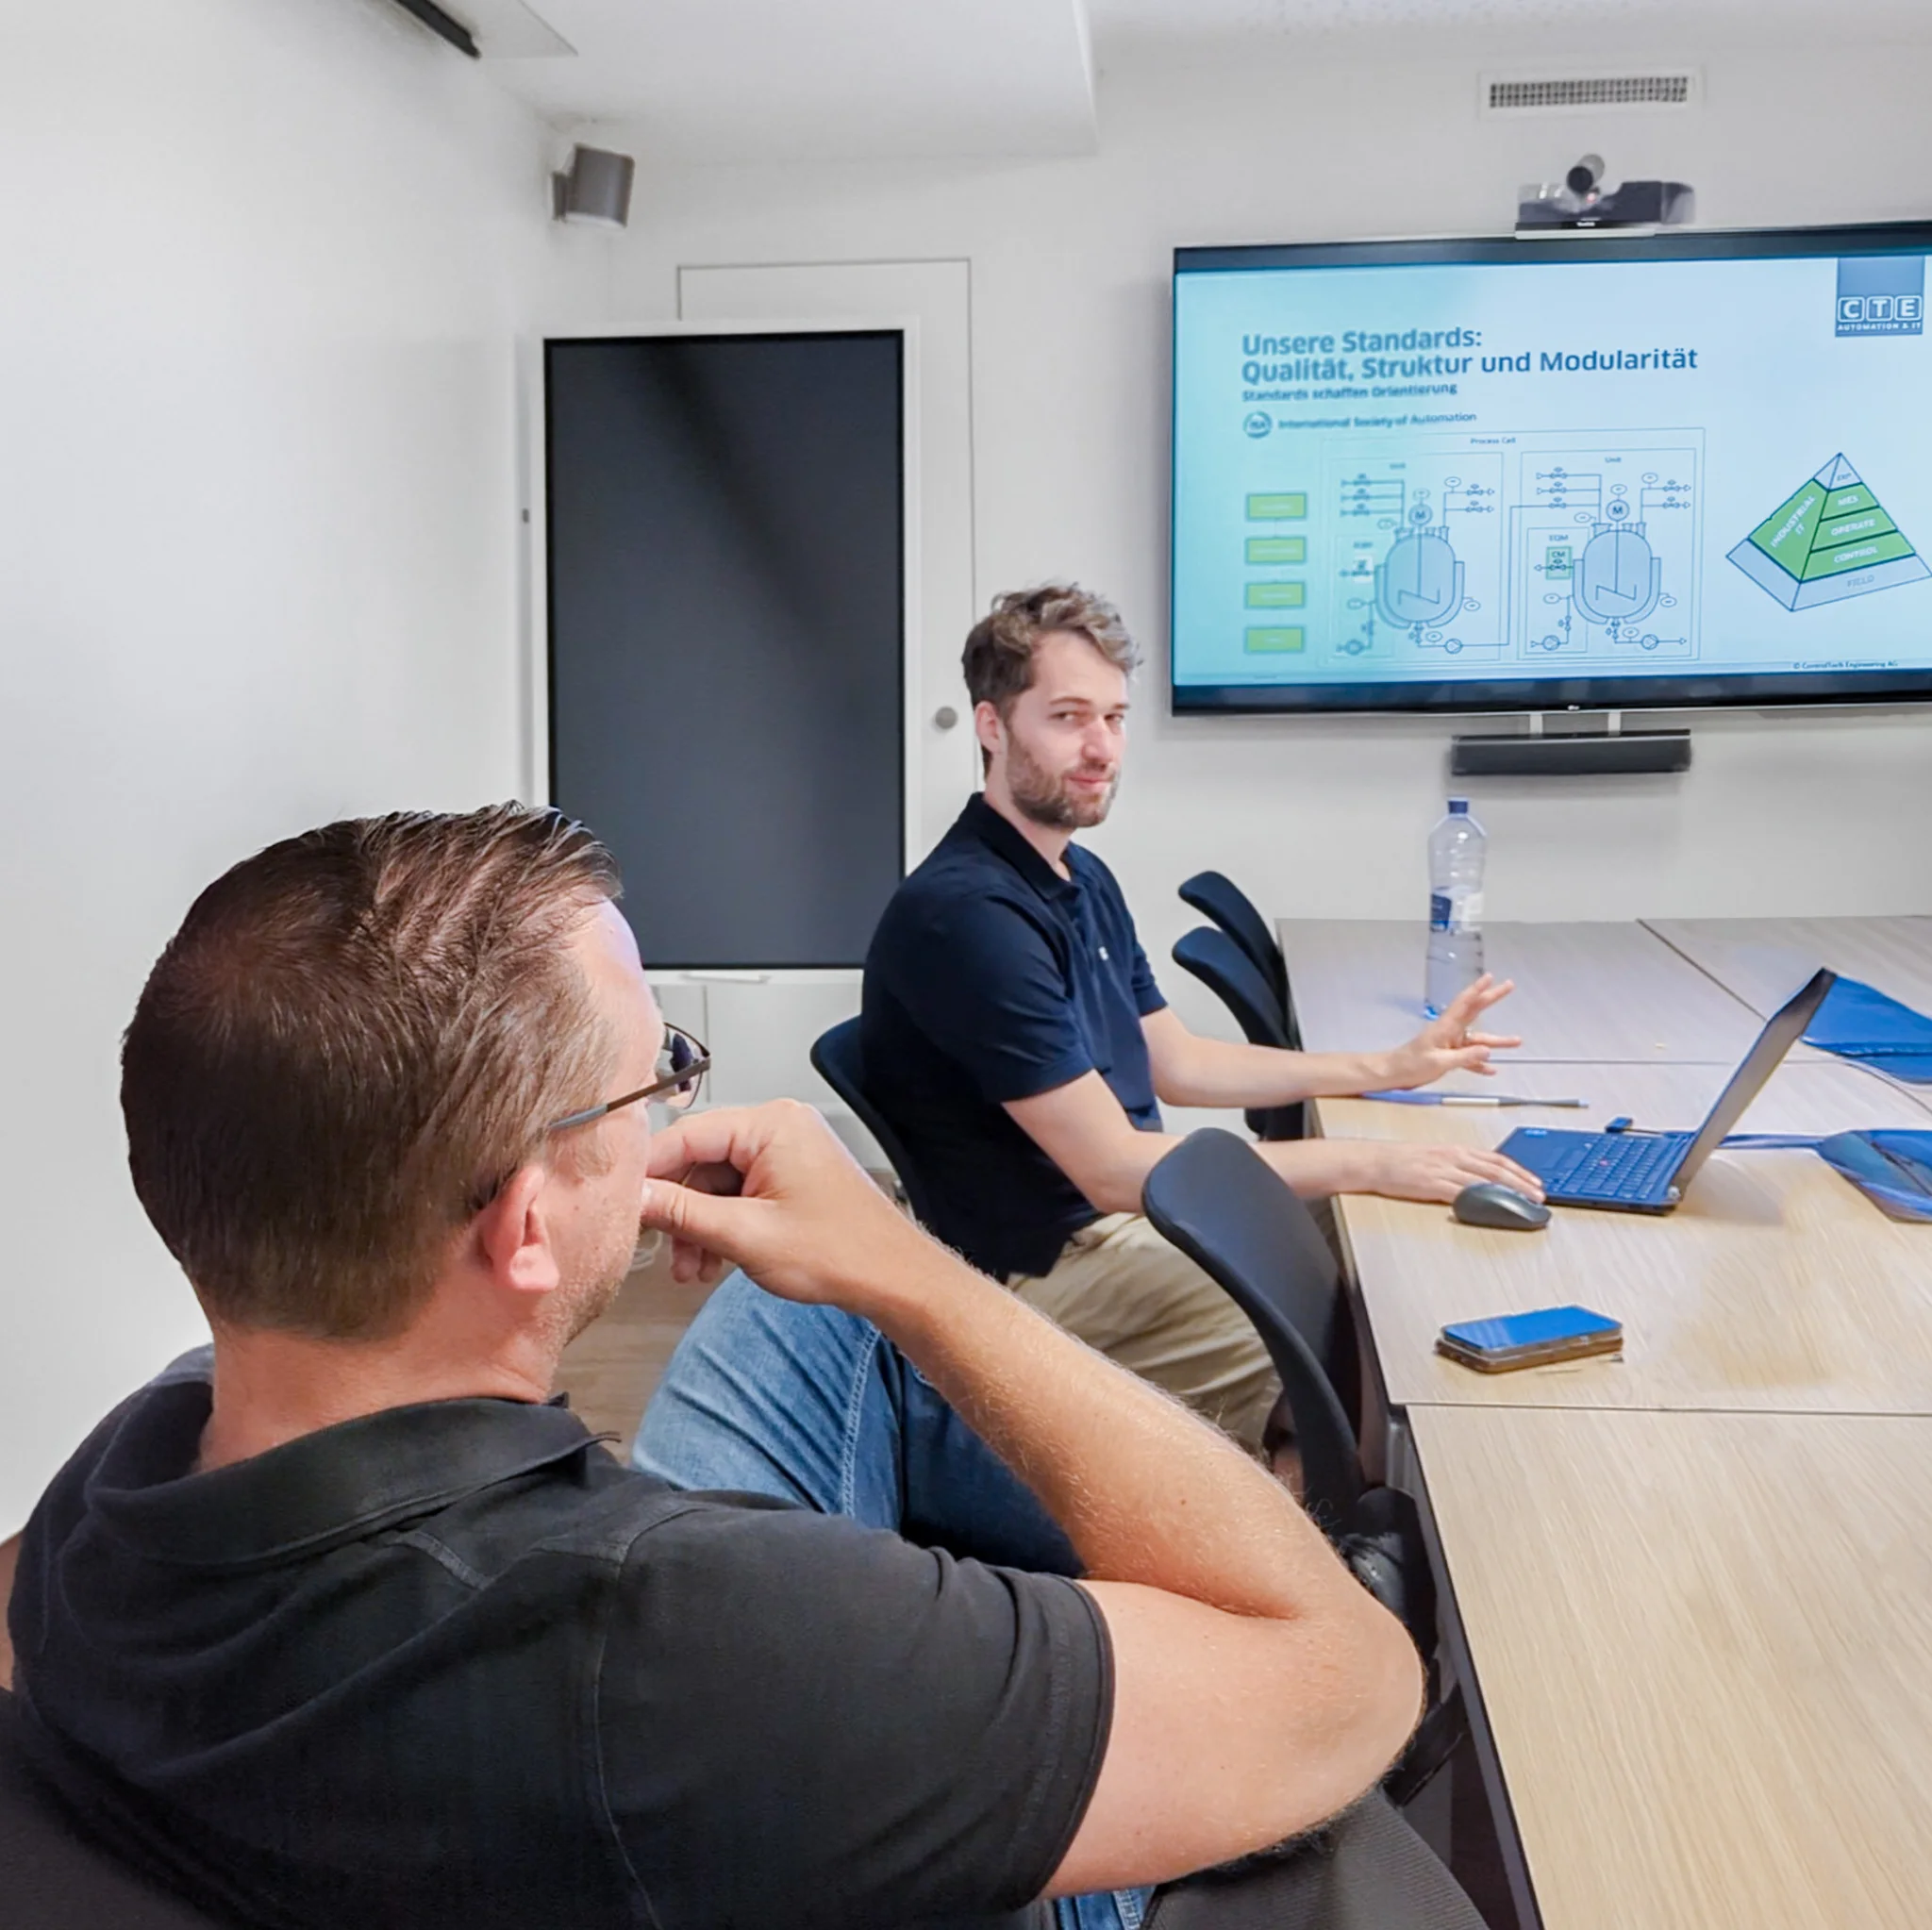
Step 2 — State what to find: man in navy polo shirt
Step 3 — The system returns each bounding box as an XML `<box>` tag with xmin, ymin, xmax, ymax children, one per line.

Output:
<box><xmin>862</xmin><ymin>585</ymin><xmax>1539</xmax><ymax>1448</ymax></box>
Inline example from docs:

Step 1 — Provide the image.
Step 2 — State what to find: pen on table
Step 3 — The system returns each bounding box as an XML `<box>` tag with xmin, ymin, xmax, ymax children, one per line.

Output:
<box><xmin>1357</xmin><ymin>1090</ymin><xmax>1589</xmax><ymax>1108</ymax></box>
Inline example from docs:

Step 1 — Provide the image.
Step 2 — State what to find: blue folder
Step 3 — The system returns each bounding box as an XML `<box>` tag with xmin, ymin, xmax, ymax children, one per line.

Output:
<box><xmin>1802</xmin><ymin>977</ymin><xmax>1932</xmax><ymax>1084</ymax></box>
<box><xmin>1723</xmin><ymin>1130</ymin><xmax>1932</xmax><ymax>1222</ymax></box>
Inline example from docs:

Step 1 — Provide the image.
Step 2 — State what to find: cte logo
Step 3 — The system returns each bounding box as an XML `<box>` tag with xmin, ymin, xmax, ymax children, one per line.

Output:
<box><xmin>1836</xmin><ymin>257</ymin><xmax>1925</xmax><ymax>337</ymax></box>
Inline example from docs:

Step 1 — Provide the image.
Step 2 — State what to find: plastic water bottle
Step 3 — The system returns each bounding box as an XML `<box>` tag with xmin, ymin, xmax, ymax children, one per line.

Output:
<box><xmin>1424</xmin><ymin>799</ymin><xmax>1487</xmax><ymax>1017</ymax></box>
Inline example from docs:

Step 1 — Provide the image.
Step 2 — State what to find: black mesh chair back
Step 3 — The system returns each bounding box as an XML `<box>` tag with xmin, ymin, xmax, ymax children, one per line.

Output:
<box><xmin>810</xmin><ymin>1017</ymin><xmax>939</xmax><ymax>1229</ymax></box>
<box><xmin>0</xmin><ymin>1691</ymin><xmax>235</xmax><ymax>1928</ymax></box>
<box><xmin>1141</xmin><ymin>1128</ymin><xmax>1362</xmax><ymax>1525</ymax></box>
<box><xmin>1178</xmin><ymin>870</ymin><xmax>1291</xmax><ymax>1029</ymax></box>
<box><xmin>1170</xmin><ymin>926</ymin><xmax>1303</xmax><ymax>1141</ymax></box>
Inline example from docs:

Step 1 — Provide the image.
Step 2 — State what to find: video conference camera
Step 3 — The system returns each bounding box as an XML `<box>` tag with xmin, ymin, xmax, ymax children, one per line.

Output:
<box><xmin>1517</xmin><ymin>155</ymin><xmax>1694</xmax><ymax>232</ymax></box>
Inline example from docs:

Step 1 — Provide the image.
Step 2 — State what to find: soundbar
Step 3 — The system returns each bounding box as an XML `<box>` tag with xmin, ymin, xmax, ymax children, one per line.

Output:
<box><xmin>1450</xmin><ymin>731</ymin><xmax>1691</xmax><ymax>776</ymax></box>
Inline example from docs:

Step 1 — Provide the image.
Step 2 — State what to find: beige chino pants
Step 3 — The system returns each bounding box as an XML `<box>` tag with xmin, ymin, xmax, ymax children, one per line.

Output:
<box><xmin>1008</xmin><ymin>1213</ymin><xmax>1280</xmax><ymax>1454</ymax></box>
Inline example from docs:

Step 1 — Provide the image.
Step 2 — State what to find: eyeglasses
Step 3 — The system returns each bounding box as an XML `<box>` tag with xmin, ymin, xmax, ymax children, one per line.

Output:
<box><xmin>545</xmin><ymin>1023</ymin><xmax>710</xmax><ymax>1134</ymax></box>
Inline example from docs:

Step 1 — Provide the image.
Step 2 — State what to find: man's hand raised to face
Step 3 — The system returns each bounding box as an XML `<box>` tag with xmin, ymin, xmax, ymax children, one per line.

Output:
<box><xmin>638</xmin><ymin>1100</ymin><xmax>933</xmax><ymax>1313</ymax></box>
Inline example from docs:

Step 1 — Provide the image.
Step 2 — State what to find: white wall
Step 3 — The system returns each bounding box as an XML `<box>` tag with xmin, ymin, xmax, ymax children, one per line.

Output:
<box><xmin>591</xmin><ymin>41</ymin><xmax>1932</xmax><ymax>1043</ymax></box>
<box><xmin>0</xmin><ymin>0</ymin><xmax>591</xmax><ymax>1530</ymax></box>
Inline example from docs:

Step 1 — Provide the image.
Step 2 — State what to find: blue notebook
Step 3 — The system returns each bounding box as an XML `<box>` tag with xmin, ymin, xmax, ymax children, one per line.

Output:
<box><xmin>1803</xmin><ymin>977</ymin><xmax>1932</xmax><ymax>1084</ymax></box>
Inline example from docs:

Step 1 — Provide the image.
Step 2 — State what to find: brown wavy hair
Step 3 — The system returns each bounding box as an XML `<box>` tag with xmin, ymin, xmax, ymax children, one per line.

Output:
<box><xmin>961</xmin><ymin>585</ymin><xmax>1140</xmax><ymax>767</ymax></box>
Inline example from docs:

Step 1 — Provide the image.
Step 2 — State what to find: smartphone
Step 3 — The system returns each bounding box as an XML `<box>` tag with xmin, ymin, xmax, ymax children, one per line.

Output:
<box><xmin>1436</xmin><ymin>1306</ymin><xmax>1623</xmax><ymax>1373</ymax></box>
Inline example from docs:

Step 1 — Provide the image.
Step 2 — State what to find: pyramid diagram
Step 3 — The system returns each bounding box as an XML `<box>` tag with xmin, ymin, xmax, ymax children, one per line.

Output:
<box><xmin>1727</xmin><ymin>454</ymin><xmax>1931</xmax><ymax>610</ymax></box>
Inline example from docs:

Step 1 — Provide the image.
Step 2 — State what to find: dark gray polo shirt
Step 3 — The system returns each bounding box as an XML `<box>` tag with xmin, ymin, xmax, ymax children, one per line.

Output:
<box><xmin>9</xmin><ymin>1353</ymin><xmax>1111</xmax><ymax>1930</ymax></box>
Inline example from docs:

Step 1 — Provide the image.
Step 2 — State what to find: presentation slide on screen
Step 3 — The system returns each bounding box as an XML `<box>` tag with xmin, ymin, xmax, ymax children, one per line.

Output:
<box><xmin>1172</xmin><ymin>249</ymin><xmax>1932</xmax><ymax>693</ymax></box>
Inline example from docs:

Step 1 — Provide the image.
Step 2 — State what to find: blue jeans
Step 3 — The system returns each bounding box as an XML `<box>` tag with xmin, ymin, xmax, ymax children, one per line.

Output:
<box><xmin>635</xmin><ymin>1271</ymin><xmax>1153</xmax><ymax>1930</ymax></box>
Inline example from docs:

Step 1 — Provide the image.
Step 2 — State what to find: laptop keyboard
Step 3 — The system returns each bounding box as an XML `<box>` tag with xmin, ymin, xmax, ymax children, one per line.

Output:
<box><xmin>1542</xmin><ymin>1132</ymin><xmax>1690</xmax><ymax>1203</ymax></box>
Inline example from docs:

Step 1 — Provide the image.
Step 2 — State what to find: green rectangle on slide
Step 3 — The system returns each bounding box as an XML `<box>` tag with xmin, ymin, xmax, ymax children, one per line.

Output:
<box><xmin>1247</xmin><ymin>492</ymin><xmax>1307</xmax><ymax>521</ymax></box>
<box><xmin>1748</xmin><ymin>482</ymin><xmax>1824</xmax><ymax>566</ymax></box>
<box><xmin>1244</xmin><ymin>626</ymin><xmax>1306</xmax><ymax>653</ymax></box>
<box><xmin>1824</xmin><ymin>484</ymin><xmax>1875</xmax><ymax>518</ymax></box>
<box><xmin>1245</xmin><ymin>580</ymin><xmax>1307</xmax><ymax>608</ymax></box>
<box><xmin>1813</xmin><ymin>505</ymin><xmax>1898</xmax><ymax>549</ymax></box>
<box><xmin>1245</xmin><ymin>536</ymin><xmax>1307</xmax><ymax>564</ymax></box>
<box><xmin>1802</xmin><ymin>530</ymin><xmax>1916</xmax><ymax>579</ymax></box>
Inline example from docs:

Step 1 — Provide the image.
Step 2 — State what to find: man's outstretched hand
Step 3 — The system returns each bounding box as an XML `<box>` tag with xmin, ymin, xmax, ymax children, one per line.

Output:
<box><xmin>1374</xmin><ymin>974</ymin><xmax>1523</xmax><ymax>1090</ymax></box>
<box><xmin>637</xmin><ymin>1099</ymin><xmax>933</xmax><ymax>1308</ymax></box>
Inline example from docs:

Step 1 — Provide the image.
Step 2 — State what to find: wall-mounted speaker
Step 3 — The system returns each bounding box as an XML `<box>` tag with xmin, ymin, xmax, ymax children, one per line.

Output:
<box><xmin>552</xmin><ymin>146</ymin><xmax>636</xmax><ymax>228</ymax></box>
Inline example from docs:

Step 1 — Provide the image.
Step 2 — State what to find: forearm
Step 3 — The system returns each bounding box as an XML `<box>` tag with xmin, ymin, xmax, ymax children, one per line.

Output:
<box><xmin>859</xmin><ymin>1241</ymin><xmax>1368</xmax><ymax>1626</ymax></box>
<box><xmin>1155</xmin><ymin>1034</ymin><xmax>1391</xmax><ymax>1109</ymax></box>
<box><xmin>1255</xmin><ymin>1136</ymin><xmax>1381</xmax><ymax>1198</ymax></box>
<box><xmin>1063</xmin><ymin>1125</ymin><xmax>1181</xmax><ymax>1217</ymax></box>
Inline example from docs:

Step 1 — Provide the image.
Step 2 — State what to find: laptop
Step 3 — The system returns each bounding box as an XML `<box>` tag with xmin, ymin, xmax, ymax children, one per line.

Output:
<box><xmin>1499</xmin><ymin>967</ymin><xmax>1838</xmax><ymax>1213</ymax></box>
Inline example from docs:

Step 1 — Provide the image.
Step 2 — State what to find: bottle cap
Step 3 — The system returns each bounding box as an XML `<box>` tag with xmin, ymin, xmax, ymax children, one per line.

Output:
<box><xmin>1448</xmin><ymin>798</ymin><xmax>1470</xmax><ymax>814</ymax></box>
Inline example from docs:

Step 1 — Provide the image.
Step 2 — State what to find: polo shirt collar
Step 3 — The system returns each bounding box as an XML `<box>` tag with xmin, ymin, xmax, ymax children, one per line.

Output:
<box><xmin>85</xmin><ymin>1376</ymin><xmax>602</xmax><ymax>1570</ymax></box>
<box><xmin>958</xmin><ymin>793</ymin><xmax>1079</xmax><ymax>902</ymax></box>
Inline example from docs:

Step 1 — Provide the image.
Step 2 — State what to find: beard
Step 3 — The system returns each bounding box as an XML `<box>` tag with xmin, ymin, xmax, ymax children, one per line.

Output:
<box><xmin>1006</xmin><ymin>734</ymin><xmax>1119</xmax><ymax>830</ymax></box>
<box><xmin>548</xmin><ymin>1205</ymin><xmax>641</xmax><ymax>1348</ymax></box>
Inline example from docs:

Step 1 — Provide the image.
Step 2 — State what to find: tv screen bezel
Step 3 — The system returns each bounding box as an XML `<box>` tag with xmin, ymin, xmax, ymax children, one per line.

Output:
<box><xmin>1170</xmin><ymin>221</ymin><xmax>1932</xmax><ymax>717</ymax></box>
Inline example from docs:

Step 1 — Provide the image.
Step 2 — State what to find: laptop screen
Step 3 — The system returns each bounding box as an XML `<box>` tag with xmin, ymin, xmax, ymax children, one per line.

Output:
<box><xmin>1673</xmin><ymin>968</ymin><xmax>1839</xmax><ymax>1189</ymax></box>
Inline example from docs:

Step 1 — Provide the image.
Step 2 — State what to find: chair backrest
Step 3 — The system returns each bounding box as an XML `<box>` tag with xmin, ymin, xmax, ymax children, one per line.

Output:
<box><xmin>1141</xmin><ymin>1129</ymin><xmax>1363</xmax><ymax>1525</ymax></box>
<box><xmin>0</xmin><ymin>1691</ymin><xmax>234</xmax><ymax>1928</ymax></box>
<box><xmin>1170</xmin><ymin>926</ymin><xmax>1306</xmax><ymax>1140</ymax></box>
<box><xmin>1171</xmin><ymin>926</ymin><xmax>1290</xmax><ymax>1050</ymax></box>
<box><xmin>809</xmin><ymin>1017</ymin><xmax>938</xmax><ymax>1229</ymax></box>
<box><xmin>1178</xmin><ymin>871</ymin><xmax>1290</xmax><ymax>1015</ymax></box>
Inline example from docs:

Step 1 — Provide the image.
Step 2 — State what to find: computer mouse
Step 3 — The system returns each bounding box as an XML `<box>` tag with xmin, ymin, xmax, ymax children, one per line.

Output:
<box><xmin>1452</xmin><ymin>1182</ymin><xmax>1552</xmax><ymax>1231</ymax></box>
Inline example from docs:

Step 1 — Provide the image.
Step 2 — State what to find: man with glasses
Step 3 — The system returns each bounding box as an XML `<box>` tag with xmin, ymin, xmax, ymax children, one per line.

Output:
<box><xmin>11</xmin><ymin>806</ymin><xmax>1476</xmax><ymax>1930</ymax></box>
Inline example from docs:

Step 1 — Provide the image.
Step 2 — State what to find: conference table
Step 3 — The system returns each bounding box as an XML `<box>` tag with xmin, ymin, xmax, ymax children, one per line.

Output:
<box><xmin>1412</xmin><ymin>1405</ymin><xmax>1932</xmax><ymax>1930</ymax></box>
<box><xmin>1278</xmin><ymin>918</ymin><xmax>1797</xmax><ymax>1064</ymax></box>
<box><xmin>1274</xmin><ymin>916</ymin><xmax>1932</xmax><ymax>1930</ymax></box>
<box><xmin>1647</xmin><ymin>912</ymin><xmax>1932</xmax><ymax>1030</ymax></box>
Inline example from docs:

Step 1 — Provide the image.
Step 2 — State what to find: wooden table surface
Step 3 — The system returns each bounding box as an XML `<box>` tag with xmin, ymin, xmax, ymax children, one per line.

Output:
<box><xmin>1315</xmin><ymin>1058</ymin><xmax>1932</xmax><ymax>1413</ymax></box>
<box><xmin>1647</xmin><ymin>914</ymin><xmax>1932</xmax><ymax>1022</ymax></box>
<box><xmin>1412</xmin><ymin>1405</ymin><xmax>1932</xmax><ymax>1930</ymax></box>
<box><xmin>1276</xmin><ymin>919</ymin><xmax>1793</xmax><ymax>1065</ymax></box>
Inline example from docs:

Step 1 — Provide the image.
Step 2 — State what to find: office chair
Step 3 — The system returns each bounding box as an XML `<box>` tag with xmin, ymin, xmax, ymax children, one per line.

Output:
<box><xmin>1170</xmin><ymin>925</ymin><xmax>1303</xmax><ymax>1140</ymax></box>
<box><xmin>1177</xmin><ymin>871</ymin><xmax>1297</xmax><ymax>1043</ymax></box>
<box><xmin>0</xmin><ymin>1691</ymin><xmax>235</xmax><ymax>1928</ymax></box>
<box><xmin>809</xmin><ymin>1017</ymin><xmax>939</xmax><ymax>1229</ymax></box>
<box><xmin>1141</xmin><ymin>1130</ymin><xmax>1464</xmax><ymax>1803</ymax></box>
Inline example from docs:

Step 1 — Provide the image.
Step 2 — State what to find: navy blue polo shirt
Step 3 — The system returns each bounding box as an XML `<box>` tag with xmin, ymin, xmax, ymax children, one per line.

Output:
<box><xmin>862</xmin><ymin>794</ymin><xmax>1166</xmax><ymax>1279</ymax></box>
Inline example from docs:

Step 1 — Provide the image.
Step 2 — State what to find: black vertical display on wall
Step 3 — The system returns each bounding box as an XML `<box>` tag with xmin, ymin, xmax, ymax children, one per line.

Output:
<box><xmin>545</xmin><ymin>331</ymin><xmax>906</xmax><ymax>968</ymax></box>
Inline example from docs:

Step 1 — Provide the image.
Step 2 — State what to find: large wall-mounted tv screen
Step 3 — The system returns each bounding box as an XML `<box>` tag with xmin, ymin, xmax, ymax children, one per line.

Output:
<box><xmin>1172</xmin><ymin>224</ymin><xmax>1932</xmax><ymax>713</ymax></box>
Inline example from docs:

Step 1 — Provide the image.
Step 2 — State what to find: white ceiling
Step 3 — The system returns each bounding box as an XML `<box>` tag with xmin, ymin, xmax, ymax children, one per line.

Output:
<box><xmin>1091</xmin><ymin>0</ymin><xmax>1932</xmax><ymax>49</ymax></box>
<box><xmin>438</xmin><ymin>0</ymin><xmax>1932</xmax><ymax>161</ymax></box>
<box><xmin>459</xmin><ymin>0</ymin><xmax>1097</xmax><ymax>161</ymax></box>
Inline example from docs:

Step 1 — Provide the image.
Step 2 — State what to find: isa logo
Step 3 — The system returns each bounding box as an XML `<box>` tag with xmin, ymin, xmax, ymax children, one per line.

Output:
<box><xmin>1242</xmin><ymin>410</ymin><xmax>1273</xmax><ymax>439</ymax></box>
<box><xmin>1837</xmin><ymin>256</ymin><xmax>1925</xmax><ymax>337</ymax></box>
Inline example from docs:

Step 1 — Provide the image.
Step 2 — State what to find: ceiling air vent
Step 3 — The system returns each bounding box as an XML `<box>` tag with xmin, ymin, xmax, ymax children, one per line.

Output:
<box><xmin>1482</xmin><ymin>73</ymin><xmax>1702</xmax><ymax>116</ymax></box>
